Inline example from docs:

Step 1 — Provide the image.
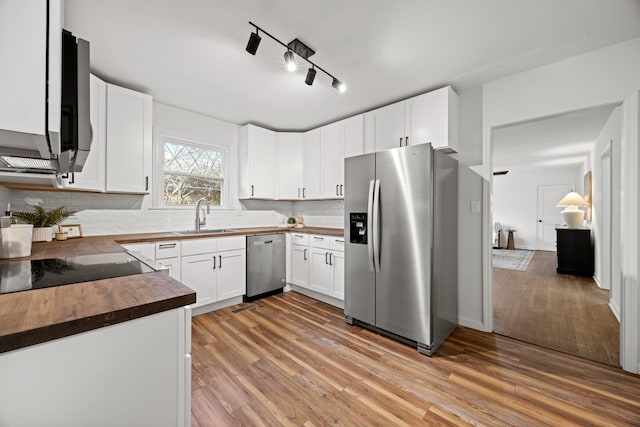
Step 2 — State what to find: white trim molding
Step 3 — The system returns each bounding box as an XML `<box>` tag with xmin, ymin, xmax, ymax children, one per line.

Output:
<box><xmin>620</xmin><ymin>90</ymin><xmax>640</xmax><ymax>374</ymax></box>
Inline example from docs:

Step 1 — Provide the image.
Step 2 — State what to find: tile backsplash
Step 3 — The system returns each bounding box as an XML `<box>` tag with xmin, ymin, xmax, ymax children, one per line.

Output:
<box><xmin>0</xmin><ymin>189</ymin><xmax>344</xmax><ymax>235</ymax></box>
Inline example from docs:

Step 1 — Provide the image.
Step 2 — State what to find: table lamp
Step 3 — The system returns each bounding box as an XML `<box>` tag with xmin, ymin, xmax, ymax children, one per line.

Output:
<box><xmin>556</xmin><ymin>191</ymin><xmax>589</xmax><ymax>228</ymax></box>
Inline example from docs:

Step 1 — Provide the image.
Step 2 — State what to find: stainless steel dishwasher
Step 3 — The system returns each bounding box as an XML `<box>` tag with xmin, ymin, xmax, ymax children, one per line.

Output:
<box><xmin>246</xmin><ymin>233</ymin><xmax>286</xmax><ymax>300</ymax></box>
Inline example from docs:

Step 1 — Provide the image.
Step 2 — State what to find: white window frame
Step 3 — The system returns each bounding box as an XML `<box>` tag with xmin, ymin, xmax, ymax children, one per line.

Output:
<box><xmin>153</xmin><ymin>134</ymin><xmax>229</xmax><ymax>209</ymax></box>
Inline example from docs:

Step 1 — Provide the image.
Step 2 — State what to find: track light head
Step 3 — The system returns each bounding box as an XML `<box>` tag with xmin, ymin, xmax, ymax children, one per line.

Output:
<box><xmin>305</xmin><ymin>67</ymin><xmax>316</xmax><ymax>86</ymax></box>
<box><xmin>245</xmin><ymin>30</ymin><xmax>261</xmax><ymax>55</ymax></box>
<box><xmin>332</xmin><ymin>78</ymin><xmax>347</xmax><ymax>93</ymax></box>
<box><xmin>284</xmin><ymin>50</ymin><xmax>296</xmax><ymax>72</ymax></box>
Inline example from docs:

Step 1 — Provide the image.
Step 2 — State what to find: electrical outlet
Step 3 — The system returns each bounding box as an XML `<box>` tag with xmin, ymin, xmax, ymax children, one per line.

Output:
<box><xmin>471</xmin><ymin>200</ymin><xmax>481</xmax><ymax>213</ymax></box>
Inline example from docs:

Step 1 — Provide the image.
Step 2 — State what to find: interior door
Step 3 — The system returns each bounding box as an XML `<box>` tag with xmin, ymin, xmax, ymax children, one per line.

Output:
<box><xmin>537</xmin><ymin>184</ymin><xmax>573</xmax><ymax>251</ymax></box>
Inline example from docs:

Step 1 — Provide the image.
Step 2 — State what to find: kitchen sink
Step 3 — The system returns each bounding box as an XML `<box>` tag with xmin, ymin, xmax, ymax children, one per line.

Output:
<box><xmin>177</xmin><ymin>229</ymin><xmax>233</xmax><ymax>235</ymax></box>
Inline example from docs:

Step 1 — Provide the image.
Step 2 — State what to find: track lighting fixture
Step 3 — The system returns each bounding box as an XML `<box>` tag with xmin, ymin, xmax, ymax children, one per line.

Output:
<box><xmin>245</xmin><ymin>21</ymin><xmax>346</xmax><ymax>93</ymax></box>
<box><xmin>332</xmin><ymin>78</ymin><xmax>346</xmax><ymax>93</ymax></box>
<box><xmin>245</xmin><ymin>29</ymin><xmax>261</xmax><ymax>55</ymax></box>
<box><xmin>305</xmin><ymin>67</ymin><xmax>316</xmax><ymax>86</ymax></box>
<box><xmin>284</xmin><ymin>50</ymin><xmax>296</xmax><ymax>72</ymax></box>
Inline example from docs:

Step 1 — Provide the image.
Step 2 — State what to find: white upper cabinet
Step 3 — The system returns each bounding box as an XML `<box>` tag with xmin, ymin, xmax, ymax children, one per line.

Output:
<box><xmin>238</xmin><ymin>124</ymin><xmax>277</xmax><ymax>199</ymax></box>
<box><xmin>63</xmin><ymin>75</ymin><xmax>106</xmax><ymax>191</ymax></box>
<box><xmin>368</xmin><ymin>101</ymin><xmax>406</xmax><ymax>152</ymax></box>
<box><xmin>319</xmin><ymin>115</ymin><xmax>364</xmax><ymax>199</ymax></box>
<box><xmin>343</xmin><ymin>114</ymin><xmax>364</xmax><ymax>159</ymax></box>
<box><xmin>63</xmin><ymin>77</ymin><xmax>151</xmax><ymax>193</ymax></box>
<box><xmin>302</xmin><ymin>128</ymin><xmax>321</xmax><ymax>199</ymax></box>
<box><xmin>277</xmin><ymin>133</ymin><xmax>303</xmax><ymax>199</ymax></box>
<box><xmin>320</xmin><ymin>122</ymin><xmax>343</xmax><ymax>199</ymax></box>
<box><xmin>365</xmin><ymin>86</ymin><xmax>458</xmax><ymax>153</ymax></box>
<box><xmin>0</xmin><ymin>0</ymin><xmax>61</xmax><ymax>155</ymax></box>
<box><xmin>405</xmin><ymin>86</ymin><xmax>458</xmax><ymax>152</ymax></box>
<box><xmin>106</xmin><ymin>84</ymin><xmax>152</xmax><ymax>193</ymax></box>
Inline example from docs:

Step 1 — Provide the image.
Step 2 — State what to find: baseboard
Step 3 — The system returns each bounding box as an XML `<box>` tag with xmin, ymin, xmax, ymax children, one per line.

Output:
<box><xmin>593</xmin><ymin>275</ymin><xmax>602</xmax><ymax>288</ymax></box>
<box><xmin>288</xmin><ymin>284</ymin><xmax>344</xmax><ymax>309</ymax></box>
<box><xmin>609</xmin><ymin>300</ymin><xmax>621</xmax><ymax>323</ymax></box>
<box><xmin>191</xmin><ymin>296</ymin><xmax>244</xmax><ymax>317</ymax></box>
<box><xmin>458</xmin><ymin>316</ymin><xmax>486</xmax><ymax>332</ymax></box>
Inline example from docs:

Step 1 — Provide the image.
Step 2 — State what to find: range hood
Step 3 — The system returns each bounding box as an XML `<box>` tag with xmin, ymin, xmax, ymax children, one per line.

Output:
<box><xmin>0</xmin><ymin>2</ymin><xmax>91</xmax><ymax>186</ymax></box>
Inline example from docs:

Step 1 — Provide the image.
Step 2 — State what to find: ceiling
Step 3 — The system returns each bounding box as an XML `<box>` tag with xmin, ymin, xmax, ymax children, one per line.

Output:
<box><xmin>492</xmin><ymin>103</ymin><xmax>618</xmax><ymax>170</ymax></box>
<box><xmin>64</xmin><ymin>0</ymin><xmax>640</xmax><ymax>131</ymax></box>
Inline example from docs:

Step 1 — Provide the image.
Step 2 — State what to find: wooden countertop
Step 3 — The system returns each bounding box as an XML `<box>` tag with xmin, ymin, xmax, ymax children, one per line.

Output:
<box><xmin>0</xmin><ymin>226</ymin><xmax>342</xmax><ymax>353</ymax></box>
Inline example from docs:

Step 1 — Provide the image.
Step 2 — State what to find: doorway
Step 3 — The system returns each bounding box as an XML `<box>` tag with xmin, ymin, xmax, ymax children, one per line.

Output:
<box><xmin>490</xmin><ymin>105</ymin><xmax>621</xmax><ymax>367</ymax></box>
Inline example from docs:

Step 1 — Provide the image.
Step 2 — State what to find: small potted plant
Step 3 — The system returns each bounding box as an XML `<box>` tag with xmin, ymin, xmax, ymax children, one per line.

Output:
<box><xmin>287</xmin><ymin>217</ymin><xmax>296</xmax><ymax>228</ymax></box>
<box><xmin>13</xmin><ymin>206</ymin><xmax>77</xmax><ymax>242</ymax></box>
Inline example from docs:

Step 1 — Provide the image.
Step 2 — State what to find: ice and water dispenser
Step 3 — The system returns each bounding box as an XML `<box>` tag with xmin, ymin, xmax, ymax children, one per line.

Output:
<box><xmin>349</xmin><ymin>213</ymin><xmax>367</xmax><ymax>244</ymax></box>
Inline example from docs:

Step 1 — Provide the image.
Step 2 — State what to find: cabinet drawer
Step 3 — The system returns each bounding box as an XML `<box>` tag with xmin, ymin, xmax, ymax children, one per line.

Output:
<box><xmin>216</xmin><ymin>236</ymin><xmax>246</xmax><ymax>252</ymax></box>
<box><xmin>330</xmin><ymin>237</ymin><xmax>345</xmax><ymax>251</ymax></box>
<box><xmin>309</xmin><ymin>234</ymin><xmax>331</xmax><ymax>249</ymax></box>
<box><xmin>155</xmin><ymin>241</ymin><xmax>180</xmax><ymax>259</ymax></box>
<box><xmin>121</xmin><ymin>243</ymin><xmax>155</xmax><ymax>260</ymax></box>
<box><xmin>290</xmin><ymin>233</ymin><xmax>309</xmax><ymax>246</ymax></box>
<box><xmin>181</xmin><ymin>238</ymin><xmax>217</xmax><ymax>257</ymax></box>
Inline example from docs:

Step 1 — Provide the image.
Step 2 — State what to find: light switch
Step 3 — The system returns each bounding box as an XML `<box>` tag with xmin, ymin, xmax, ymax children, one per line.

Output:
<box><xmin>470</xmin><ymin>200</ymin><xmax>481</xmax><ymax>213</ymax></box>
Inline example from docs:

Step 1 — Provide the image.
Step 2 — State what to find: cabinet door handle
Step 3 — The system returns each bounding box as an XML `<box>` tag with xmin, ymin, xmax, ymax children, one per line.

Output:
<box><xmin>325</xmin><ymin>252</ymin><xmax>329</xmax><ymax>264</ymax></box>
<box><xmin>213</xmin><ymin>256</ymin><xmax>216</xmax><ymax>270</ymax></box>
<box><xmin>336</xmin><ymin>184</ymin><xmax>339</xmax><ymax>196</ymax></box>
<box><xmin>219</xmin><ymin>255</ymin><xmax>222</xmax><ymax>269</ymax></box>
<box><xmin>313</xmin><ymin>236</ymin><xmax>324</xmax><ymax>240</ymax></box>
<box><xmin>158</xmin><ymin>243</ymin><xmax>176</xmax><ymax>249</ymax></box>
<box><xmin>405</xmin><ymin>136</ymin><xmax>409</xmax><ymax>146</ymax></box>
<box><xmin>145</xmin><ymin>176</ymin><xmax>149</xmax><ymax>191</ymax></box>
<box><xmin>302</xmin><ymin>187</ymin><xmax>306</xmax><ymax>199</ymax></box>
<box><xmin>339</xmin><ymin>184</ymin><xmax>343</xmax><ymax>196</ymax></box>
<box><xmin>399</xmin><ymin>137</ymin><xmax>403</xmax><ymax>147</ymax></box>
<box><xmin>251</xmin><ymin>185</ymin><xmax>254</xmax><ymax>197</ymax></box>
<box><xmin>303</xmin><ymin>248</ymin><xmax>307</xmax><ymax>260</ymax></box>
<box><xmin>68</xmin><ymin>172</ymin><xmax>75</xmax><ymax>184</ymax></box>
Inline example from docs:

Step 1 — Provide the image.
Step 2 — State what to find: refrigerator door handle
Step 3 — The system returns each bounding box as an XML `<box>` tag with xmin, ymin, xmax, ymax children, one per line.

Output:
<box><xmin>367</xmin><ymin>179</ymin><xmax>376</xmax><ymax>272</ymax></box>
<box><xmin>372</xmin><ymin>178</ymin><xmax>381</xmax><ymax>273</ymax></box>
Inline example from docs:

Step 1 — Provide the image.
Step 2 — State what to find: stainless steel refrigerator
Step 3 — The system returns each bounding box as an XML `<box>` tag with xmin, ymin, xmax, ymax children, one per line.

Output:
<box><xmin>344</xmin><ymin>143</ymin><xmax>458</xmax><ymax>355</ymax></box>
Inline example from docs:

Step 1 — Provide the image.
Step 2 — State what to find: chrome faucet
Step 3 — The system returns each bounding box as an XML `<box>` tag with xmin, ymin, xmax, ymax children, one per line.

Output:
<box><xmin>194</xmin><ymin>197</ymin><xmax>210</xmax><ymax>231</ymax></box>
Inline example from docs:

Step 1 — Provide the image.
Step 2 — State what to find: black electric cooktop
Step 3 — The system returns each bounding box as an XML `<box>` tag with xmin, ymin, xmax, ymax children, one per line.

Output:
<box><xmin>0</xmin><ymin>252</ymin><xmax>156</xmax><ymax>295</ymax></box>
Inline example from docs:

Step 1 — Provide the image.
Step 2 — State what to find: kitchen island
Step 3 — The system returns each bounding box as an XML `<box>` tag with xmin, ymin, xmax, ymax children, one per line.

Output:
<box><xmin>0</xmin><ymin>235</ymin><xmax>197</xmax><ymax>427</ymax></box>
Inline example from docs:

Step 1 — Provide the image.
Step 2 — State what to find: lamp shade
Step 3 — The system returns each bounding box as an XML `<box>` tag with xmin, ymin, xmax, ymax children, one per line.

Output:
<box><xmin>557</xmin><ymin>191</ymin><xmax>588</xmax><ymax>228</ymax></box>
<box><xmin>556</xmin><ymin>191</ymin><xmax>588</xmax><ymax>207</ymax></box>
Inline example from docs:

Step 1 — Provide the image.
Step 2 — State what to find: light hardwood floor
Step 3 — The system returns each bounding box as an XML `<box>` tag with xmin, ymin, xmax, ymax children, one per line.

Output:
<box><xmin>191</xmin><ymin>291</ymin><xmax>640</xmax><ymax>426</ymax></box>
<box><xmin>493</xmin><ymin>250</ymin><xmax>619</xmax><ymax>366</ymax></box>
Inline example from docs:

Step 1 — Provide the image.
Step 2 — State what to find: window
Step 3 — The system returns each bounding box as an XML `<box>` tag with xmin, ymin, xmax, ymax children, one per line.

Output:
<box><xmin>160</xmin><ymin>136</ymin><xmax>226</xmax><ymax>206</ymax></box>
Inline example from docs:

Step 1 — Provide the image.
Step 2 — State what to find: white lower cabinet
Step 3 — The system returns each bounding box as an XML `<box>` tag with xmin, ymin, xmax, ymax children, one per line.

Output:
<box><xmin>180</xmin><ymin>236</ymin><xmax>246</xmax><ymax>307</ymax></box>
<box><xmin>289</xmin><ymin>234</ymin><xmax>344</xmax><ymax>302</ymax></box>
<box><xmin>181</xmin><ymin>254</ymin><xmax>215</xmax><ymax>306</ymax></box>
<box><xmin>290</xmin><ymin>244</ymin><xmax>310</xmax><ymax>288</ymax></box>
<box><xmin>309</xmin><ymin>247</ymin><xmax>333</xmax><ymax>294</ymax></box>
<box><xmin>216</xmin><ymin>249</ymin><xmax>246</xmax><ymax>301</ymax></box>
<box><xmin>330</xmin><ymin>250</ymin><xmax>345</xmax><ymax>300</ymax></box>
<box><xmin>0</xmin><ymin>307</ymin><xmax>192</xmax><ymax>427</ymax></box>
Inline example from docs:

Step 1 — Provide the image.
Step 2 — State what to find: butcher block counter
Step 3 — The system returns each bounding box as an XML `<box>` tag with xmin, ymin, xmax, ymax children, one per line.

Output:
<box><xmin>0</xmin><ymin>226</ymin><xmax>343</xmax><ymax>354</ymax></box>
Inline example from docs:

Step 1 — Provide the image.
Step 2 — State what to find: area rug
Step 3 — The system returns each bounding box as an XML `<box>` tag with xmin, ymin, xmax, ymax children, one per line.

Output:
<box><xmin>492</xmin><ymin>249</ymin><xmax>534</xmax><ymax>271</ymax></box>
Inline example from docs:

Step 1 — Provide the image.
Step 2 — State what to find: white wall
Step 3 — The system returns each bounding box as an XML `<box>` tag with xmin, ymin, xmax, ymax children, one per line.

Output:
<box><xmin>483</xmin><ymin>37</ymin><xmax>640</xmax><ymax>178</ymax></box>
<box><xmin>458</xmin><ymin>165</ymin><xmax>484</xmax><ymax>329</ymax></box>
<box><xmin>493</xmin><ymin>166</ymin><xmax>581</xmax><ymax>250</ymax></box>
<box><xmin>483</xmin><ymin>38</ymin><xmax>640</xmax><ymax>372</ymax></box>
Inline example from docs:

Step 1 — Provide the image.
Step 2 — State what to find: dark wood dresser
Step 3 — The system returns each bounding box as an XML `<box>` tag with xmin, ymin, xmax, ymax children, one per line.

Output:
<box><xmin>555</xmin><ymin>227</ymin><xmax>594</xmax><ymax>276</ymax></box>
